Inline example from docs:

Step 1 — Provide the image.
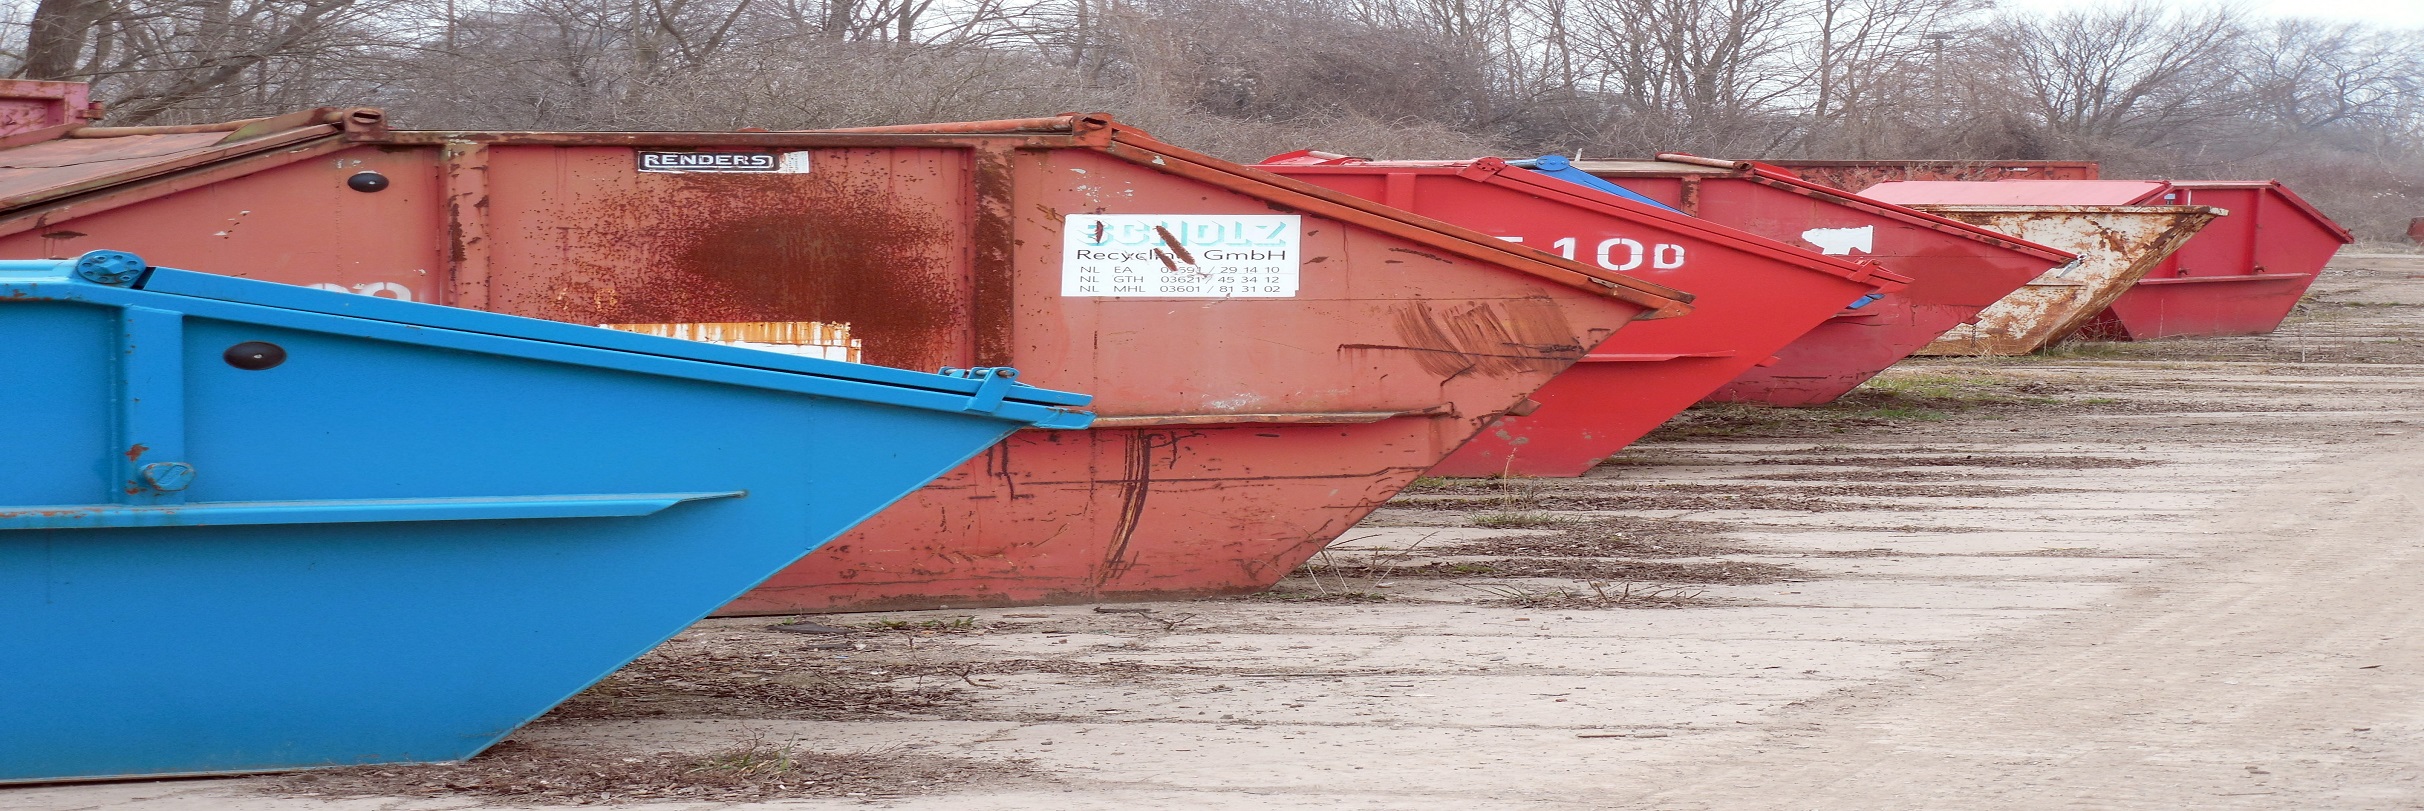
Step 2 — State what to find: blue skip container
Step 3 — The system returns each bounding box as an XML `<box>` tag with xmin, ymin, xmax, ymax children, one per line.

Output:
<box><xmin>0</xmin><ymin>251</ymin><xmax>1092</xmax><ymax>783</ymax></box>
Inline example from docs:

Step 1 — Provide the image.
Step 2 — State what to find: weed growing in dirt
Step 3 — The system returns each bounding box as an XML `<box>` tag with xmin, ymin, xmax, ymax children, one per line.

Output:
<box><xmin>2017</xmin><ymin>341</ymin><xmax>2134</xmax><ymax>361</ymax></box>
<box><xmin>1242</xmin><ymin>590</ymin><xmax>1394</xmax><ymax>604</ymax></box>
<box><xmin>692</xmin><ymin>742</ymin><xmax>803</xmax><ymax>777</ymax></box>
<box><xmin>1472</xmin><ymin>511</ymin><xmax>1568</xmax><ymax>529</ymax></box>
<box><xmin>855</xmin><ymin>617</ymin><xmax>981</xmax><ymax>634</ymax></box>
<box><xmin>1468</xmin><ymin>581</ymin><xmax>1711</xmax><ymax>609</ymax></box>
<box><xmin>1439</xmin><ymin>517</ymin><xmax>1744</xmax><ymax>557</ymax></box>
<box><xmin>1321</xmin><ymin>557</ymin><xmax>1802</xmax><ymax>584</ymax></box>
<box><xmin>545</xmin><ymin>643</ymin><xmax>970</xmax><ymax>722</ymax></box>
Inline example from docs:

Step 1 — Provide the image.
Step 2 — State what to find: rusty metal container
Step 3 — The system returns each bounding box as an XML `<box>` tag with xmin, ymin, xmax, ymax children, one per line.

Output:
<box><xmin>1763</xmin><ymin>160</ymin><xmax>2099</xmax><ymax>192</ymax></box>
<box><xmin>0</xmin><ymin>107</ymin><xmax>1690</xmax><ymax>612</ymax></box>
<box><xmin>1566</xmin><ymin>155</ymin><xmax>2075</xmax><ymax>405</ymax></box>
<box><xmin>1257</xmin><ymin>152</ymin><xmax>1906</xmax><ymax>477</ymax></box>
<box><xmin>1862</xmin><ymin>180</ymin><xmax>2226</xmax><ymax>354</ymax></box>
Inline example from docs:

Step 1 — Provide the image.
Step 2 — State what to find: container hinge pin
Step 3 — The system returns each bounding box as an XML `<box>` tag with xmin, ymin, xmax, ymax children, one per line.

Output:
<box><xmin>941</xmin><ymin>366</ymin><xmax>1020</xmax><ymax>414</ymax></box>
<box><xmin>73</xmin><ymin>250</ymin><xmax>147</xmax><ymax>286</ymax></box>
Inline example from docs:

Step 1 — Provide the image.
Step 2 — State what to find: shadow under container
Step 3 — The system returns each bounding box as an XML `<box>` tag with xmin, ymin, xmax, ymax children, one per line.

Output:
<box><xmin>1258</xmin><ymin>152</ymin><xmax>1907</xmax><ymax>478</ymax></box>
<box><xmin>1870</xmin><ymin>180</ymin><xmax>2352</xmax><ymax>341</ymax></box>
<box><xmin>1565</xmin><ymin>155</ymin><xmax>2076</xmax><ymax>405</ymax></box>
<box><xmin>1</xmin><ymin>252</ymin><xmax>1089</xmax><ymax>783</ymax></box>
<box><xmin>1861</xmin><ymin>182</ymin><xmax>2228</xmax><ymax>355</ymax></box>
<box><xmin>0</xmin><ymin>109</ymin><xmax>1690</xmax><ymax>612</ymax></box>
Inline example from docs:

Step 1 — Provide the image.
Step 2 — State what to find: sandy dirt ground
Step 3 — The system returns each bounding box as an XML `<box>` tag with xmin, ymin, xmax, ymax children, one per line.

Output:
<box><xmin>11</xmin><ymin>253</ymin><xmax>2424</xmax><ymax>810</ymax></box>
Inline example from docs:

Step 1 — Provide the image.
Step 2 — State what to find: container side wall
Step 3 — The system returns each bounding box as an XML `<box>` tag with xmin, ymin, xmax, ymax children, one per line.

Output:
<box><xmin>0</xmin><ymin>145</ymin><xmax>448</xmax><ymax>297</ymax></box>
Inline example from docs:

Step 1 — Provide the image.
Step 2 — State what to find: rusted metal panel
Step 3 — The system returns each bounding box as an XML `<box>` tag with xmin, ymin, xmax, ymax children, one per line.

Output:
<box><xmin>1258</xmin><ymin>154</ymin><xmax>1906</xmax><ymax>477</ymax></box>
<box><xmin>439</xmin><ymin>141</ymin><xmax>492</xmax><ymax>309</ymax></box>
<box><xmin>1882</xmin><ymin>205</ymin><xmax>2224</xmax><ymax>355</ymax></box>
<box><xmin>1566</xmin><ymin>156</ymin><xmax>2076</xmax><ymax>405</ymax></box>
<box><xmin>1763</xmin><ymin>160</ymin><xmax>2100</xmax><ymax>191</ymax></box>
<box><xmin>0</xmin><ymin>109</ymin><xmax>1689</xmax><ymax>612</ymax></box>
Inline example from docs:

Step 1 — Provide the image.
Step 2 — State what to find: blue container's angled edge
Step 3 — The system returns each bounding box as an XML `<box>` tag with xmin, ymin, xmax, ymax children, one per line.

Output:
<box><xmin>0</xmin><ymin>251</ymin><xmax>1092</xmax><ymax>783</ymax></box>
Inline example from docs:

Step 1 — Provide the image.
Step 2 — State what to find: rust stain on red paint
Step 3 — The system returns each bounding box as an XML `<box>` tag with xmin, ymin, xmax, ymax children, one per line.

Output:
<box><xmin>520</xmin><ymin>167</ymin><xmax>966</xmax><ymax>372</ymax></box>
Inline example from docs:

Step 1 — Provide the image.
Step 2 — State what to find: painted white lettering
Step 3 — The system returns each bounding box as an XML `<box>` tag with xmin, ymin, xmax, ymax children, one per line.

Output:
<box><xmin>1653</xmin><ymin>244</ymin><xmax>1685</xmax><ymax>269</ymax></box>
<box><xmin>1595</xmin><ymin>238</ymin><xmax>1644</xmax><ymax>271</ymax></box>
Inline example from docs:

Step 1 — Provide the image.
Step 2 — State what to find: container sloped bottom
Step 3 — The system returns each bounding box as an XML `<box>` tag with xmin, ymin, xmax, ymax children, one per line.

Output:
<box><xmin>1904</xmin><ymin>206</ymin><xmax>2224</xmax><ymax>355</ymax></box>
<box><xmin>2079</xmin><ymin>272</ymin><xmax>2322</xmax><ymax>340</ymax></box>
<box><xmin>1710</xmin><ymin>294</ymin><xmax>2022</xmax><ymax>405</ymax></box>
<box><xmin>1434</xmin><ymin>353</ymin><xmax>1749</xmax><ymax>477</ymax></box>
<box><xmin>730</xmin><ymin>419</ymin><xmax>1458</xmax><ymax>611</ymax></box>
<box><xmin>0</xmin><ymin>260</ymin><xmax>1082</xmax><ymax>782</ymax></box>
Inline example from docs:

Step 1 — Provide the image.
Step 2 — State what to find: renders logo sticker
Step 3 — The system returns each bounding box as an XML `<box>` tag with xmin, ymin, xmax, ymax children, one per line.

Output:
<box><xmin>636</xmin><ymin>151</ymin><xmax>812</xmax><ymax>173</ymax></box>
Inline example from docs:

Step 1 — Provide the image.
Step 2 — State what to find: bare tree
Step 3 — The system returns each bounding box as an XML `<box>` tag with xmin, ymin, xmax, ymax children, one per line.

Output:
<box><xmin>1980</xmin><ymin>2</ymin><xmax>2248</xmax><ymax>153</ymax></box>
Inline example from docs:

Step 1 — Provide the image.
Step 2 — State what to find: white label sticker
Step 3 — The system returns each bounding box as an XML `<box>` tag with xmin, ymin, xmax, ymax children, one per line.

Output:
<box><xmin>637</xmin><ymin>150</ymin><xmax>812</xmax><ymax>174</ymax></box>
<box><xmin>1800</xmin><ymin>225</ymin><xmax>1873</xmax><ymax>255</ymax></box>
<box><xmin>1062</xmin><ymin>214</ymin><xmax>1301</xmax><ymax>297</ymax></box>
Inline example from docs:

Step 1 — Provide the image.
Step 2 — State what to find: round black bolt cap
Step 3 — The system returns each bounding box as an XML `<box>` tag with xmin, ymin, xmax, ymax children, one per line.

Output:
<box><xmin>223</xmin><ymin>341</ymin><xmax>287</xmax><ymax>370</ymax></box>
<box><xmin>346</xmin><ymin>171</ymin><xmax>390</xmax><ymax>192</ymax></box>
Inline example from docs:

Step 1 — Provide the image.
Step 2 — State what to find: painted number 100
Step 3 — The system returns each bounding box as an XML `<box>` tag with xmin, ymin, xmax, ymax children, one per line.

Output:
<box><xmin>1517</xmin><ymin>236</ymin><xmax>1687</xmax><ymax>271</ymax></box>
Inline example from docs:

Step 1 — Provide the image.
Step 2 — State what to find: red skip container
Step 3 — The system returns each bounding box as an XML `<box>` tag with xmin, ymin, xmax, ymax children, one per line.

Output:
<box><xmin>1259</xmin><ymin>152</ymin><xmax>1907</xmax><ymax>477</ymax></box>
<box><xmin>1566</xmin><ymin>155</ymin><xmax>2076</xmax><ymax>405</ymax></box>
<box><xmin>1859</xmin><ymin>180</ymin><xmax>2354</xmax><ymax>341</ymax></box>
<box><xmin>0</xmin><ymin>107</ymin><xmax>1691</xmax><ymax>611</ymax></box>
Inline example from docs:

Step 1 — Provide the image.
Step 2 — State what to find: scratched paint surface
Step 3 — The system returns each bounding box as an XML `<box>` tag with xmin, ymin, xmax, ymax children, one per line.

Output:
<box><xmin>1905</xmin><ymin>206</ymin><xmax>2222</xmax><ymax>356</ymax></box>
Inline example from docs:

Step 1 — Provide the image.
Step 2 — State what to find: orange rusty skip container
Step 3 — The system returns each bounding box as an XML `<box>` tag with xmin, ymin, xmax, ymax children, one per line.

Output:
<box><xmin>0</xmin><ymin>106</ymin><xmax>1691</xmax><ymax>612</ymax></box>
<box><xmin>1256</xmin><ymin>153</ymin><xmax>1908</xmax><ymax>478</ymax></box>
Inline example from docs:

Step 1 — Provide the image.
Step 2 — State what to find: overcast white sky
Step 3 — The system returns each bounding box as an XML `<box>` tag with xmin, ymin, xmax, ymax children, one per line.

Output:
<box><xmin>1991</xmin><ymin>0</ymin><xmax>2424</xmax><ymax>27</ymax></box>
